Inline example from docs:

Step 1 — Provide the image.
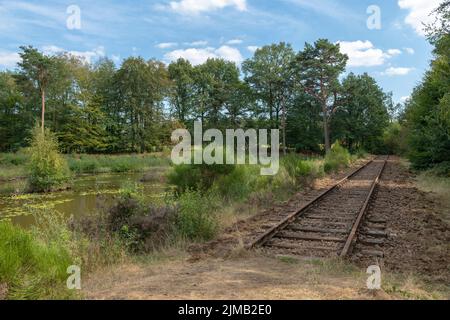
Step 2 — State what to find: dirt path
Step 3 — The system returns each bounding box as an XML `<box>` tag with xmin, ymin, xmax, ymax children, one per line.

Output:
<box><xmin>84</xmin><ymin>158</ymin><xmax>449</xmax><ymax>300</ymax></box>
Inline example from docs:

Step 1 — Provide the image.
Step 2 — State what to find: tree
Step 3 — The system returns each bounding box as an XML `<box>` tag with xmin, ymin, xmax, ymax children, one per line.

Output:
<box><xmin>168</xmin><ymin>58</ymin><xmax>195</xmax><ymax>124</ymax></box>
<box><xmin>404</xmin><ymin>3</ymin><xmax>450</xmax><ymax>170</ymax></box>
<box><xmin>242</xmin><ymin>43</ymin><xmax>296</xmax><ymax>153</ymax></box>
<box><xmin>17</xmin><ymin>46</ymin><xmax>55</xmax><ymax>133</ymax></box>
<box><xmin>294</xmin><ymin>39</ymin><xmax>348</xmax><ymax>152</ymax></box>
<box><xmin>114</xmin><ymin>57</ymin><xmax>169</xmax><ymax>152</ymax></box>
<box><xmin>193</xmin><ymin>58</ymin><xmax>241</xmax><ymax>129</ymax></box>
<box><xmin>0</xmin><ymin>72</ymin><xmax>25</xmax><ymax>151</ymax></box>
<box><xmin>333</xmin><ymin>73</ymin><xmax>389</xmax><ymax>152</ymax></box>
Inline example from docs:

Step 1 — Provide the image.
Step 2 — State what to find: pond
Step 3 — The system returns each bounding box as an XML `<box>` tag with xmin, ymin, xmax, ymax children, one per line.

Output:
<box><xmin>0</xmin><ymin>169</ymin><xmax>169</xmax><ymax>228</ymax></box>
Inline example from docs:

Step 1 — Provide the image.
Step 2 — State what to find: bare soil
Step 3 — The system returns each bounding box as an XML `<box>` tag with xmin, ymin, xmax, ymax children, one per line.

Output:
<box><xmin>353</xmin><ymin>157</ymin><xmax>450</xmax><ymax>286</ymax></box>
<box><xmin>84</xmin><ymin>158</ymin><xmax>449</xmax><ymax>300</ymax></box>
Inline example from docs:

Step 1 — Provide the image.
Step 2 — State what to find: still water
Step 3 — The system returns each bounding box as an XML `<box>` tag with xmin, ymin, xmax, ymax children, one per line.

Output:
<box><xmin>0</xmin><ymin>170</ymin><xmax>168</xmax><ymax>228</ymax></box>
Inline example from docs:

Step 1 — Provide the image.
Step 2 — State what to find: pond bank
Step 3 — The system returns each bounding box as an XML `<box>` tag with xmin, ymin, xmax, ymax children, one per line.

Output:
<box><xmin>0</xmin><ymin>168</ymin><xmax>170</xmax><ymax>228</ymax></box>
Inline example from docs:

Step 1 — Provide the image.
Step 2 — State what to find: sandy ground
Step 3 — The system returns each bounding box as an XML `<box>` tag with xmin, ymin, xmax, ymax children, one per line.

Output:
<box><xmin>84</xmin><ymin>158</ymin><xmax>449</xmax><ymax>300</ymax></box>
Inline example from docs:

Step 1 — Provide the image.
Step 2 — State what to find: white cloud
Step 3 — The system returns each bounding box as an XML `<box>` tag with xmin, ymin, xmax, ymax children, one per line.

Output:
<box><xmin>215</xmin><ymin>45</ymin><xmax>244</xmax><ymax>63</ymax></box>
<box><xmin>398</xmin><ymin>0</ymin><xmax>442</xmax><ymax>36</ymax></box>
<box><xmin>387</xmin><ymin>49</ymin><xmax>402</xmax><ymax>57</ymax></box>
<box><xmin>247</xmin><ymin>46</ymin><xmax>260</xmax><ymax>53</ymax></box>
<box><xmin>43</xmin><ymin>45</ymin><xmax>106</xmax><ymax>63</ymax></box>
<box><xmin>165</xmin><ymin>45</ymin><xmax>243</xmax><ymax>65</ymax></box>
<box><xmin>227</xmin><ymin>39</ymin><xmax>243</xmax><ymax>45</ymax></box>
<box><xmin>338</xmin><ymin>41</ymin><xmax>389</xmax><ymax>67</ymax></box>
<box><xmin>382</xmin><ymin>67</ymin><xmax>414</xmax><ymax>76</ymax></box>
<box><xmin>404</xmin><ymin>47</ymin><xmax>415</xmax><ymax>54</ymax></box>
<box><xmin>156</xmin><ymin>42</ymin><xmax>178</xmax><ymax>49</ymax></box>
<box><xmin>170</xmin><ymin>0</ymin><xmax>247</xmax><ymax>15</ymax></box>
<box><xmin>0</xmin><ymin>51</ymin><xmax>20</xmax><ymax>68</ymax></box>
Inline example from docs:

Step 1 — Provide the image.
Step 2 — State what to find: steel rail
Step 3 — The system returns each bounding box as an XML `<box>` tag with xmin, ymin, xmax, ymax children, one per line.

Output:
<box><xmin>246</xmin><ymin>158</ymin><xmax>376</xmax><ymax>249</ymax></box>
<box><xmin>339</xmin><ymin>156</ymin><xmax>389</xmax><ymax>257</ymax></box>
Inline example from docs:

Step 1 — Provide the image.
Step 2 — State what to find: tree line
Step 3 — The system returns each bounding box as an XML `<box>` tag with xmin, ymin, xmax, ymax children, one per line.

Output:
<box><xmin>0</xmin><ymin>39</ymin><xmax>393</xmax><ymax>154</ymax></box>
<box><xmin>399</xmin><ymin>1</ymin><xmax>450</xmax><ymax>172</ymax></box>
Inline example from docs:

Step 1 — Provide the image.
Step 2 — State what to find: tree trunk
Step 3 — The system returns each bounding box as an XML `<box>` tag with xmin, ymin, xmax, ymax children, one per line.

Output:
<box><xmin>281</xmin><ymin>96</ymin><xmax>287</xmax><ymax>156</ymax></box>
<box><xmin>323</xmin><ymin>103</ymin><xmax>331</xmax><ymax>153</ymax></box>
<box><xmin>41</xmin><ymin>89</ymin><xmax>45</xmax><ymax>133</ymax></box>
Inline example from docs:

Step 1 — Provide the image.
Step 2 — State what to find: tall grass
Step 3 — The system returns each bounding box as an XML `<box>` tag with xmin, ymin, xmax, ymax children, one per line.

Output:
<box><xmin>324</xmin><ymin>142</ymin><xmax>351</xmax><ymax>173</ymax></box>
<box><xmin>0</xmin><ymin>221</ymin><xmax>75</xmax><ymax>300</ymax></box>
<box><xmin>175</xmin><ymin>190</ymin><xmax>220</xmax><ymax>241</ymax></box>
<box><xmin>67</xmin><ymin>154</ymin><xmax>171</xmax><ymax>174</ymax></box>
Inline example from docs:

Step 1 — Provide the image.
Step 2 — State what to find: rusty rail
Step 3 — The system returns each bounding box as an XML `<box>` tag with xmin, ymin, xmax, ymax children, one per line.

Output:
<box><xmin>246</xmin><ymin>158</ymin><xmax>376</xmax><ymax>249</ymax></box>
<box><xmin>339</xmin><ymin>156</ymin><xmax>388</xmax><ymax>257</ymax></box>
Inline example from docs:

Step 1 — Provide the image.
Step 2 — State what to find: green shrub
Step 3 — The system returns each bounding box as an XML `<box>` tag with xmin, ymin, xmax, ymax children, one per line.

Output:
<box><xmin>213</xmin><ymin>165</ymin><xmax>270</xmax><ymax>201</ymax></box>
<box><xmin>324</xmin><ymin>142</ymin><xmax>351</xmax><ymax>173</ymax></box>
<box><xmin>278</xmin><ymin>154</ymin><xmax>324</xmax><ymax>186</ymax></box>
<box><xmin>0</xmin><ymin>221</ymin><xmax>74</xmax><ymax>300</ymax></box>
<box><xmin>28</xmin><ymin>127</ymin><xmax>71</xmax><ymax>192</ymax></box>
<box><xmin>168</xmin><ymin>162</ymin><xmax>235</xmax><ymax>194</ymax></box>
<box><xmin>175</xmin><ymin>190</ymin><xmax>219</xmax><ymax>241</ymax></box>
<box><xmin>281</xmin><ymin>155</ymin><xmax>313</xmax><ymax>179</ymax></box>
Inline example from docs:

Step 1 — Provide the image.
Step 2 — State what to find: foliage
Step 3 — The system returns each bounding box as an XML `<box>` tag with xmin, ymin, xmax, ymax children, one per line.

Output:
<box><xmin>212</xmin><ymin>165</ymin><xmax>271</xmax><ymax>201</ymax></box>
<box><xmin>67</xmin><ymin>154</ymin><xmax>170</xmax><ymax>174</ymax></box>
<box><xmin>404</xmin><ymin>5</ymin><xmax>450</xmax><ymax>170</ymax></box>
<box><xmin>27</xmin><ymin>126</ymin><xmax>71</xmax><ymax>192</ymax></box>
<box><xmin>242</xmin><ymin>42</ymin><xmax>296</xmax><ymax>149</ymax></box>
<box><xmin>175</xmin><ymin>190</ymin><xmax>219</xmax><ymax>241</ymax></box>
<box><xmin>0</xmin><ymin>221</ymin><xmax>74</xmax><ymax>300</ymax></box>
<box><xmin>324</xmin><ymin>142</ymin><xmax>351</xmax><ymax>173</ymax></box>
<box><xmin>167</xmin><ymin>152</ymin><xmax>235</xmax><ymax>194</ymax></box>
<box><xmin>333</xmin><ymin>73</ymin><xmax>390</xmax><ymax>152</ymax></box>
<box><xmin>1</xmin><ymin>41</ymin><xmax>391</xmax><ymax>156</ymax></box>
<box><xmin>294</xmin><ymin>39</ymin><xmax>348</xmax><ymax>152</ymax></box>
<box><xmin>281</xmin><ymin>155</ymin><xmax>324</xmax><ymax>184</ymax></box>
<box><xmin>382</xmin><ymin>122</ymin><xmax>408</xmax><ymax>155</ymax></box>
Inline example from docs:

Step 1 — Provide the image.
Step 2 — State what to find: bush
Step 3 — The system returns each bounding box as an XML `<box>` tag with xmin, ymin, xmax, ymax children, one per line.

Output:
<box><xmin>167</xmin><ymin>164</ymin><xmax>203</xmax><ymax>193</ymax></box>
<box><xmin>212</xmin><ymin>165</ymin><xmax>270</xmax><ymax>202</ymax></box>
<box><xmin>324</xmin><ymin>142</ymin><xmax>351</xmax><ymax>173</ymax></box>
<box><xmin>0</xmin><ymin>221</ymin><xmax>74</xmax><ymax>300</ymax></box>
<box><xmin>168</xmin><ymin>162</ymin><xmax>235</xmax><ymax>194</ymax></box>
<box><xmin>27</xmin><ymin>127</ymin><xmax>71</xmax><ymax>192</ymax></box>
<box><xmin>282</xmin><ymin>155</ymin><xmax>314</xmax><ymax>178</ymax></box>
<box><xmin>279</xmin><ymin>154</ymin><xmax>324</xmax><ymax>186</ymax></box>
<box><xmin>175</xmin><ymin>190</ymin><xmax>219</xmax><ymax>241</ymax></box>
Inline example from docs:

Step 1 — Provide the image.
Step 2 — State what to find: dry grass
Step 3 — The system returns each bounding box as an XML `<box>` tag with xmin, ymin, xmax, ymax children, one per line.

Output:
<box><xmin>416</xmin><ymin>172</ymin><xmax>450</xmax><ymax>222</ymax></box>
<box><xmin>83</xmin><ymin>251</ymin><xmax>447</xmax><ymax>300</ymax></box>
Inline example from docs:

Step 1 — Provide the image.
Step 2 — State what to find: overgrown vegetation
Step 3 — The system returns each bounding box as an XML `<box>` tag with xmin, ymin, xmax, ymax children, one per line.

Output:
<box><xmin>400</xmin><ymin>2</ymin><xmax>450</xmax><ymax>175</ymax></box>
<box><xmin>27</xmin><ymin>126</ymin><xmax>71</xmax><ymax>192</ymax></box>
<box><xmin>0</xmin><ymin>221</ymin><xmax>74</xmax><ymax>299</ymax></box>
<box><xmin>324</xmin><ymin>142</ymin><xmax>351</xmax><ymax>173</ymax></box>
<box><xmin>67</xmin><ymin>154</ymin><xmax>171</xmax><ymax>174</ymax></box>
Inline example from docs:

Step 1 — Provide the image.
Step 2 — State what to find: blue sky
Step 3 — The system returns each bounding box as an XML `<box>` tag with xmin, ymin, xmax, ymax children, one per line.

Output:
<box><xmin>0</xmin><ymin>0</ymin><xmax>444</xmax><ymax>103</ymax></box>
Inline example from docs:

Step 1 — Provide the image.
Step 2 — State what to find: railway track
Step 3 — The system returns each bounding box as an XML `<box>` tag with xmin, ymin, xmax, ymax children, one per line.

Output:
<box><xmin>248</xmin><ymin>156</ymin><xmax>389</xmax><ymax>258</ymax></box>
